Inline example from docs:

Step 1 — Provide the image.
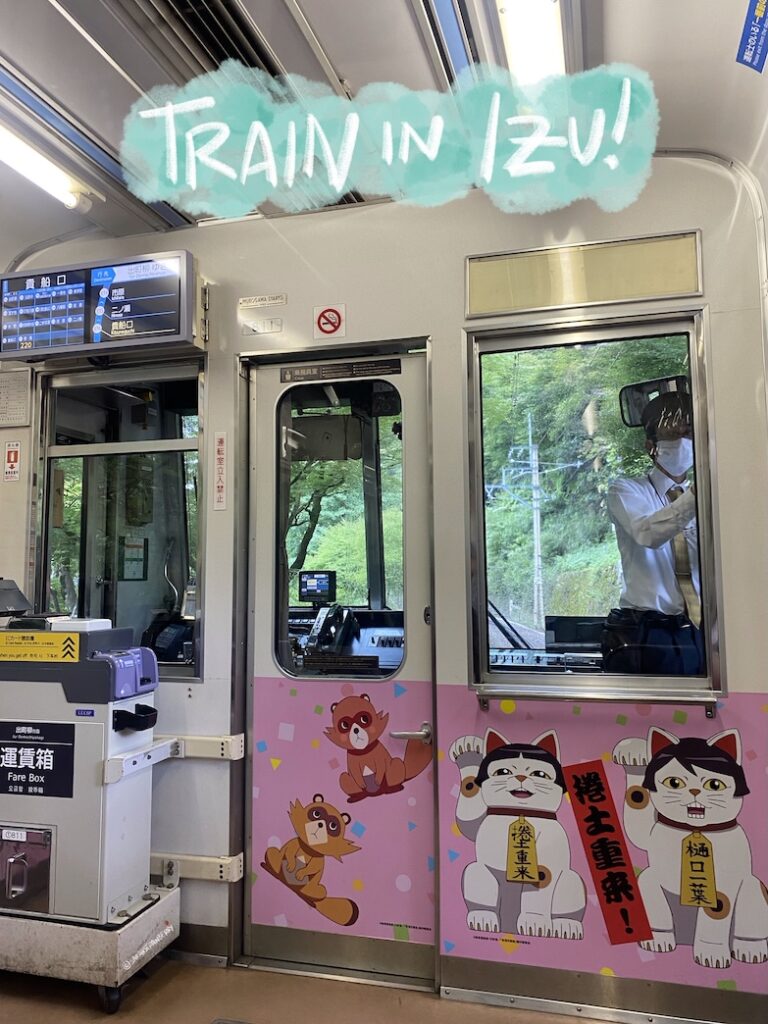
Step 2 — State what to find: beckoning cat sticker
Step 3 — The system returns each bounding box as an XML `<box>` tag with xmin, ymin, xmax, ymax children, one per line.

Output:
<box><xmin>450</xmin><ymin>729</ymin><xmax>586</xmax><ymax>938</ymax></box>
<box><xmin>262</xmin><ymin>794</ymin><xmax>361</xmax><ymax>927</ymax></box>
<box><xmin>613</xmin><ymin>727</ymin><xmax>768</xmax><ymax>968</ymax></box>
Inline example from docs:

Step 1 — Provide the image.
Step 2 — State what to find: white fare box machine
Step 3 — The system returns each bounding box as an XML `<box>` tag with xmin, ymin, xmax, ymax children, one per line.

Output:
<box><xmin>0</xmin><ymin>611</ymin><xmax>180</xmax><ymax>1012</ymax></box>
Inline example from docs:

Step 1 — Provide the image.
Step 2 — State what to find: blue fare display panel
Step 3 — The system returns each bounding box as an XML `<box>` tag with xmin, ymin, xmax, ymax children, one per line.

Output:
<box><xmin>90</xmin><ymin>258</ymin><xmax>181</xmax><ymax>344</ymax></box>
<box><xmin>0</xmin><ymin>253</ymin><xmax>189</xmax><ymax>360</ymax></box>
<box><xmin>299</xmin><ymin>570</ymin><xmax>336</xmax><ymax>603</ymax></box>
<box><xmin>1</xmin><ymin>271</ymin><xmax>87</xmax><ymax>353</ymax></box>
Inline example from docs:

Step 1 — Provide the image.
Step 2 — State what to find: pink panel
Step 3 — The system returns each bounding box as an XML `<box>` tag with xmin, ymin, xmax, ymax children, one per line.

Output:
<box><xmin>437</xmin><ymin>689</ymin><xmax>768</xmax><ymax>996</ymax></box>
<box><xmin>251</xmin><ymin>677</ymin><xmax>435</xmax><ymax>944</ymax></box>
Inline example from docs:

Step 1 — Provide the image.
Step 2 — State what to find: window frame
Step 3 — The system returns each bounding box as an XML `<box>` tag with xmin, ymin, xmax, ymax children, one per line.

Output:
<box><xmin>35</xmin><ymin>361</ymin><xmax>204</xmax><ymax>681</ymax></box>
<box><xmin>467</xmin><ymin>312</ymin><xmax>722</xmax><ymax>705</ymax></box>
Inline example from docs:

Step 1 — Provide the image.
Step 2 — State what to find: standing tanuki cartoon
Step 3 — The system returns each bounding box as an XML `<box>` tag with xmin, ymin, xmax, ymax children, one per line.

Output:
<box><xmin>262</xmin><ymin>794</ymin><xmax>361</xmax><ymax>926</ymax></box>
<box><xmin>325</xmin><ymin>693</ymin><xmax>432</xmax><ymax>803</ymax></box>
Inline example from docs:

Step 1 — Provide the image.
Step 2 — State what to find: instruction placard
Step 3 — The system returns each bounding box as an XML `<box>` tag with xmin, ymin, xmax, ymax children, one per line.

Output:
<box><xmin>0</xmin><ymin>370</ymin><xmax>31</xmax><ymax>427</ymax></box>
<box><xmin>0</xmin><ymin>631</ymin><xmax>80</xmax><ymax>663</ymax></box>
<box><xmin>4</xmin><ymin>441</ymin><xmax>20</xmax><ymax>482</ymax></box>
<box><xmin>0</xmin><ymin>721</ymin><xmax>75</xmax><ymax>798</ymax></box>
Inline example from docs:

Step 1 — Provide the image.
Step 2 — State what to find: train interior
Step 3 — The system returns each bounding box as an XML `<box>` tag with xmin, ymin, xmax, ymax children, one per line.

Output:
<box><xmin>0</xmin><ymin>3</ymin><xmax>767</xmax><ymax>1023</ymax></box>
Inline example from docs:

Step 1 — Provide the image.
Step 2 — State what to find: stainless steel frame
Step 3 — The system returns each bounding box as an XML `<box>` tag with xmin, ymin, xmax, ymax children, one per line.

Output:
<box><xmin>467</xmin><ymin>309</ymin><xmax>723</xmax><ymax>705</ymax></box>
<box><xmin>440</xmin><ymin>954</ymin><xmax>763</xmax><ymax>1024</ymax></box>
<box><xmin>464</xmin><ymin>230</ymin><xmax>704</xmax><ymax>320</ymax></box>
<box><xmin>33</xmin><ymin>359</ymin><xmax>205</xmax><ymax>683</ymax></box>
<box><xmin>247</xmin><ymin>345</ymin><xmax>427</xmax><ymax>686</ymax></box>
<box><xmin>240</xmin><ymin>338</ymin><xmax>438</xmax><ymax>985</ymax></box>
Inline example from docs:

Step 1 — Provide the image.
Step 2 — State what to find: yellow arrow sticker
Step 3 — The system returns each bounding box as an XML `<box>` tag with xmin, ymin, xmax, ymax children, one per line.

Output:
<box><xmin>0</xmin><ymin>632</ymin><xmax>80</xmax><ymax>663</ymax></box>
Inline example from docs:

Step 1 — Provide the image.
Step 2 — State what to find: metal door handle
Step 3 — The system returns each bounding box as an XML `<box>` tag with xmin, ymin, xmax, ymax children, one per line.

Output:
<box><xmin>6</xmin><ymin>855</ymin><xmax>28</xmax><ymax>899</ymax></box>
<box><xmin>389</xmin><ymin>722</ymin><xmax>432</xmax><ymax>744</ymax></box>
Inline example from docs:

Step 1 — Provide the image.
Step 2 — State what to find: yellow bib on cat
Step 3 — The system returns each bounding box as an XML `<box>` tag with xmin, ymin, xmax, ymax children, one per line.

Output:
<box><xmin>506</xmin><ymin>816</ymin><xmax>539</xmax><ymax>884</ymax></box>
<box><xmin>680</xmin><ymin>832</ymin><xmax>717</xmax><ymax>908</ymax></box>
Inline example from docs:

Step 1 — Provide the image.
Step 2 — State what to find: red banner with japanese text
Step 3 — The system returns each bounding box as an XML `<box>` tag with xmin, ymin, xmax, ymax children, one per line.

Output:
<box><xmin>564</xmin><ymin>759</ymin><xmax>653</xmax><ymax>945</ymax></box>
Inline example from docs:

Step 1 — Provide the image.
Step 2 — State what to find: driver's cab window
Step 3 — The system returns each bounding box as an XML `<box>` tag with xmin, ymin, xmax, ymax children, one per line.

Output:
<box><xmin>478</xmin><ymin>332</ymin><xmax>708</xmax><ymax>681</ymax></box>
<box><xmin>275</xmin><ymin>379</ymin><xmax>404</xmax><ymax>677</ymax></box>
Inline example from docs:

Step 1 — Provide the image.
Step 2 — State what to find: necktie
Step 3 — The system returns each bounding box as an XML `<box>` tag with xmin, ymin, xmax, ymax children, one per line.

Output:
<box><xmin>667</xmin><ymin>486</ymin><xmax>701</xmax><ymax>628</ymax></box>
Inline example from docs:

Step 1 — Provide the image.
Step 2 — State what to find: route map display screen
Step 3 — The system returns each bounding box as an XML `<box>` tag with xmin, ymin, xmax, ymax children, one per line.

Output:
<box><xmin>0</xmin><ymin>254</ymin><xmax>190</xmax><ymax>359</ymax></box>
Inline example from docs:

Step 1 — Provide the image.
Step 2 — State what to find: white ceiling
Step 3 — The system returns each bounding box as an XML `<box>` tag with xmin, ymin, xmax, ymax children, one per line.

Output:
<box><xmin>0</xmin><ymin>0</ymin><xmax>766</xmax><ymax>269</ymax></box>
<box><xmin>602</xmin><ymin>0</ymin><xmax>768</xmax><ymax>184</ymax></box>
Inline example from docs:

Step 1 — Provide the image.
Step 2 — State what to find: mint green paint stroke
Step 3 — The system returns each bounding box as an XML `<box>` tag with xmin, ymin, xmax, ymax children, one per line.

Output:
<box><xmin>120</xmin><ymin>61</ymin><xmax>658</xmax><ymax>218</ymax></box>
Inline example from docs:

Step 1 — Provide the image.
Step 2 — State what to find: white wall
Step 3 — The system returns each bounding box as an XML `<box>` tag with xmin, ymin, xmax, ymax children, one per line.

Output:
<box><xmin>14</xmin><ymin>154</ymin><xmax>766</xmax><ymax>939</ymax></box>
<box><xmin>0</xmin><ymin>366</ymin><xmax>34</xmax><ymax>595</ymax></box>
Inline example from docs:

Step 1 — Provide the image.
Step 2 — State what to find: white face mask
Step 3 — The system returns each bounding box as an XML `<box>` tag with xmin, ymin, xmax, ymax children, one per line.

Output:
<box><xmin>655</xmin><ymin>438</ymin><xmax>693</xmax><ymax>478</ymax></box>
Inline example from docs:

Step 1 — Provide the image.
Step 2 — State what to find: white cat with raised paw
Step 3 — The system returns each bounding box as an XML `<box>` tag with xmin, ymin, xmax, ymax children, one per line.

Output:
<box><xmin>612</xmin><ymin>736</ymin><xmax>648</xmax><ymax>767</ymax></box>
<box><xmin>617</xmin><ymin>726</ymin><xmax>768</xmax><ymax>970</ymax></box>
<box><xmin>451</xmin><ymin>728</ymin><xmax>586</xmax><ymax>940</ymax></box>
<box><xmin>467</xmin><ymin>909</ymin><xmax>499</xmax><ymax>932</ymax></box>
<box><xmin>449</xmin><ymin>735</ymin><xmax>484</xmax><ymax>766</ymax></box>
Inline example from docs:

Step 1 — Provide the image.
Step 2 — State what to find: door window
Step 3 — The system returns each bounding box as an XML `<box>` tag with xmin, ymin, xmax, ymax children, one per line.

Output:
<box><xmin>274</xmin><ymin>379</ymin><xmax>404</xmax><ymax>677</ymax></box>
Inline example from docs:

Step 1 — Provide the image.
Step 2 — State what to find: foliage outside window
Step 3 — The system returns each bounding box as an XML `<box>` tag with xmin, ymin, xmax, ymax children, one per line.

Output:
<box><xmin>479</xmin><ymin>333</ymin><xmax>704</xmax><ymax>679</ymax></box>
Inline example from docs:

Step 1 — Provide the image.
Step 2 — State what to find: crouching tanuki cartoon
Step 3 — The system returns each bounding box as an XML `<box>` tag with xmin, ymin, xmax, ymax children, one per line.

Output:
<box><xmin>449</xmin><ymin>729</ymin><xmax>586</xmax><ymax>938</ymax></box>
<box><xmin>613</xmin><ymin>727</ymin><xmax>768</xmax><ymax>968</ymax></box>
<box><xmin>262</xmin><ymin>794</ymin><xmax>361</xmax><ymax>927</ymax></box>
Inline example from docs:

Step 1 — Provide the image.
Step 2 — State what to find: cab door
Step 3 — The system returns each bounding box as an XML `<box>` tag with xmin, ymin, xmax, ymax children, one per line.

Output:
<box><xmin>246</xmin><ymin>350</ymin><xmax>435</xmax><ymax>982</ymax></box>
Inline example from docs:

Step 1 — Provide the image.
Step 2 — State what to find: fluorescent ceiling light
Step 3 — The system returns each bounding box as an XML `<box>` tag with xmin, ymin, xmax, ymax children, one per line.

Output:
<box><xmin>0</xmin><ymin>123</ymin><xmax>85</xmax><ymax>209</ymax></box>
<box><xmin>497</xmin><ymin>0</ymin><xmax>566</xmax><ymax>84</ymax></box>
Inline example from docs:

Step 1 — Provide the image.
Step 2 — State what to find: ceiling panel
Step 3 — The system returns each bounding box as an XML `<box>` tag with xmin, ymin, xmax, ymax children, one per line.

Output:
<box><xmin>601</xmin><ymin>0</ymin><xmax>768</xmax><ymax>192</ymax></box>
<box><xmin>0</xmin><ymin>161</ymin><xmax>100</xmax><ymax>271</ymax></box>
<box><xmin>297</xmin><ymin>0</ymin><xmax>446</xmax><ymax>92</ymax></box>
<box><xmin>0</xmin><ymin>0</ymin><xmax>144</xmax><ymax>157</ymax></box>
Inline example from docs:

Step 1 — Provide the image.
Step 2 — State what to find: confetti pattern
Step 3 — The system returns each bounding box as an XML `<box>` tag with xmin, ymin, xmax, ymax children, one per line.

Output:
<box><xmin>251</xmin><ymin>676</ymin><xmax>434</xmax><ymax>943</ymax></box>
<box><xmin>437</xmin><ymin>689</ymin><xmax>768</xmax><ymax>996</ymax></box>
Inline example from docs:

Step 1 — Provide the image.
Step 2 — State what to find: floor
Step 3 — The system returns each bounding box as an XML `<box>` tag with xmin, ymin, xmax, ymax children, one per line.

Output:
<box><xmin>0</xmin><ymin>960</ymin><xmax>606</xmax><ymax>1024</ymax></box>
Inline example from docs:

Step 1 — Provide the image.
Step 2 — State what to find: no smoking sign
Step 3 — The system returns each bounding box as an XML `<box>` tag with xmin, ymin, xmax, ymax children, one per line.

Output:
<box><xmin>313</xmin><ymin>303</ymin><xmax>346</xmax><ymax>340</ymax></box>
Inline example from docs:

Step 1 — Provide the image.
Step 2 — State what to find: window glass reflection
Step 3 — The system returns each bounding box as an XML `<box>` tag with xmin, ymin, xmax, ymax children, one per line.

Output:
<box><xmin>480</xmin><ymin>334</ymin><xmax>704</xmax><ymax>677</ymax></box>
<box><xmin>51</xmin><ymin>378</ymin><xmax>198</xmax><ymax>445</ymax></box>
<box><xmin>46</xmin><ymin>451</ymin><xmax>198</xmax><ymax>666</ymax></box>
<box><xmin>275</xmin><ymin>379</ymin><xmax>404</xmax><ymax>677</ymax></box>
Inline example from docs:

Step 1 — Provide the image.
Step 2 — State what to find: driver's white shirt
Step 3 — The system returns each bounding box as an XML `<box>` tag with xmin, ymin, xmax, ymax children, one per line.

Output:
<box><xmin>607</xmin><ymin>466</ymin><xmax>699</xmax><ymax>615</ymax></box>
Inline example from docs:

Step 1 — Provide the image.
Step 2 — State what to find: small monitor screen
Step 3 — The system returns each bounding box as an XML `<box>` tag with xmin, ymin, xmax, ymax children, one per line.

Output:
<box><xmin>1</xmin><ymin>270</ymin><xmax>87</xmax><ymax>354</ymax></box>
<box><xmin>0</xmin><ymin>255</ymin><xmax>185</xmax><ymax>357</ymax></box>
<box><xmin>89</xmin><ymin>257</ymin><xmax>181</xmax><ymax>344</ymax></box>
<box><xmin>298</xmin><ymin>571</ymin><xmax>336</xmax><ymax>604</ymax></box>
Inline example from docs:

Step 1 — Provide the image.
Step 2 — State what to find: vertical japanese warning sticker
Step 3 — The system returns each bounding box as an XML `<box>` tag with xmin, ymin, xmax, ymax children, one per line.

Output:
<box><xmin>565</xmin><ymin>759</ymin><xmax>652</xmax><ymax>944</ymax></box>
<box><xmin>4</xmin><ymin>441</ymin><xmax>21</xmax><ymax>482</ymax></box>
<box><xmin>213</xmin><ymin>431</ymin><xmax>226</xmax><ymax>511</ymax></box>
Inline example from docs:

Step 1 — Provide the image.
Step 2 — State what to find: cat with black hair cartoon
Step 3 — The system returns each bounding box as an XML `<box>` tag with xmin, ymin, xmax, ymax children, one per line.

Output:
<box><xmin>613</xmin><ymin>727</ymin><xmax>768</xmax><ymax>968</ymax></box>
<box><xmin>449</xmin><ymin>729</ymin><xmax>586</xmax><ymax>938</ymax></box>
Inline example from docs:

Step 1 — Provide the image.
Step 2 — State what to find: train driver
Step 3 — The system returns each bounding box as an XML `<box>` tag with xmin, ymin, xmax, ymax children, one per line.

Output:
<box><xmin>602</xmin><ymin>389</ymin><xmax>703</xmax><ymax>675</ymax></box>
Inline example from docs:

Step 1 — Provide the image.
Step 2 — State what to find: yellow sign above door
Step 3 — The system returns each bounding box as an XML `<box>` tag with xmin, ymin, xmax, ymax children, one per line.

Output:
<box><xmin>0</xmin><ymin>632</ymin><xmax>80</xmax><ymax>662</ymax></box>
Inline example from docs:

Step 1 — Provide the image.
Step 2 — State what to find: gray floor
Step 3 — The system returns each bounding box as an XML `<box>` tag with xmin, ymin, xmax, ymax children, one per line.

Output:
<box><xmin>0</xmin><ymin>960</ymin><xmax>605</xmax><ymax>1023</ymax></box>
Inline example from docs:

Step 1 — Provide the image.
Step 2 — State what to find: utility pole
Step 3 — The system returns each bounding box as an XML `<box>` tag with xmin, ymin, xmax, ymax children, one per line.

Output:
<box><xmin>528</xmin><ymin>413</ymin><xmax>544</xmax><ymax>631</ymax></box>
